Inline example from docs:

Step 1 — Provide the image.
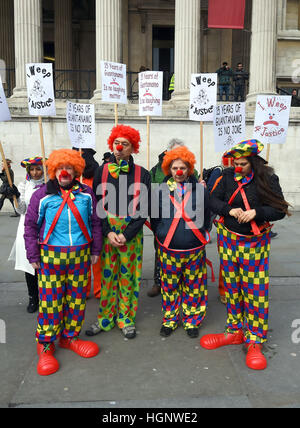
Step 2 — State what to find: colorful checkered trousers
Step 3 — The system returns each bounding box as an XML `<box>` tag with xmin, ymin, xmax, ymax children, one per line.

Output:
<box><xmin>36</xmin><ymin>243</ymin><xmax>91</xmax><ymax>343</ymax></box>
<box><xmin>216</xmin><ymin>221</ymin><xmax>271</xmax><ymax>344</ymax></box>
<box><xmin>157</xmin><ymin>242</ymin><xmax>207</xmax><ymax>330</ymax></box>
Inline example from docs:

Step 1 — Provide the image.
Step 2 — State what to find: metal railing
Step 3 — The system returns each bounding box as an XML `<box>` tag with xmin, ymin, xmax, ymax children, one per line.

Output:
<box><xmin>2</xmin><ymin>69</ymin><xmax>257</xmax><ymax>103</ymax></box>
<box><xmin>2</xmin><ymin>68</ymin><xmax>174</xmax><ymax>101</ymax></box>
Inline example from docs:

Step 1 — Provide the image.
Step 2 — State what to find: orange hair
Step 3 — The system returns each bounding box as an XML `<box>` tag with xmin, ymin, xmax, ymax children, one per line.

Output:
<box><xmin>162</xmin><ymin>146</ymin><xmax>196</xmax><ymax>176</ymax></box>
<box><xmin>107</xmin><ymin>125</ymin><xmax>141</xmax><ymax>154</ymax></box>
<box><xmin>46</xmin><ymin>149</ymin><xmax>86</xmax><ymax>180</ymax></box>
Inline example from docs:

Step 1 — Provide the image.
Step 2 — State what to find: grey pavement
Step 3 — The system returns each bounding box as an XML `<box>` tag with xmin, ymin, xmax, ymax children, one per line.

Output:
<box><xmin>0</xmin><ymin>209</ymin><xmax>300</xmax><ymax>409</ymax></box>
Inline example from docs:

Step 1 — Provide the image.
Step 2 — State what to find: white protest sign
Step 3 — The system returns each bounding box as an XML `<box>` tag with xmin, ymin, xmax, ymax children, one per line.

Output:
<box><xmin>139</xmin><ymin>71</ymin><xmax>163</xmax><ymax>116</ymax></box>
<box><xmin>0</xmin><ymin>76</ymin><xmax>11</xmax><ymax>122</ymax></box>
<box><xmin>26</xmin><ymin>63</ymin><xmax>56</xmax><ymax>116</ymax></box>
<box><xmin>67</xmin><ymin>102</ymin><xmax>95</xmax><ymax>149</ymax></box>
<box><xmin>189</xmin><ymin>73</ymin><xmax>217</xmax><ymax>122</ymax></box>
<box><xmin>253</xmin><ymin>95</ymin><xmax>291</xmax><ymax>145</ymax></box>
<box><xmin>101</xmin><ymin>61</ymin><xmax>127</xmax><ymax>104</ymax></box>
<box><xmin>214</xmin><ymin>102</ymin><xmax>246</xmax><ymax>152</ymax></box>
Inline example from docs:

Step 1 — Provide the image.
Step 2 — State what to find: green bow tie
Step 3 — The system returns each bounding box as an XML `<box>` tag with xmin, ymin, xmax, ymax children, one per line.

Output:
<box><xmin>108</xmin><ymin>160</ymin><xmax>129</xmax><ymax>179</ymax></box>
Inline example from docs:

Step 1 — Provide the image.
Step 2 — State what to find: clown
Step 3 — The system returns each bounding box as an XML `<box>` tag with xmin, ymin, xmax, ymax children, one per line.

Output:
<box><xmin>24</xmin><ymin>149</ymin><xmax>102</xmax><ymax>376</ymax></box>
<box><xmin>86</xmin><ymin>125</ymin><xmax>151</xmax><ymax>339</ymax></box>
<box><xmin>200</xmin><ymin>140</ymin><xmax>290</xmax><ymax>370</ymax></box>
<box><xmin>8</xmin><ymin>157</ymin><xmax>45</xmax><ymax>313</ymax></box>
<box><xmin>151</xmin><ymin>146</ymin><xmax>211</xmax><ymax>338</ymax></box>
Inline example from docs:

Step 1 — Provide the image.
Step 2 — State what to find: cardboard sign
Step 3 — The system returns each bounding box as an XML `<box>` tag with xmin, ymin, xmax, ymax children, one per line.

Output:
<box><xmin>214</xmin><ymin>102</ymin><xmax>246</xmax><ymax>152</ymax></box>
<box><xmin>189</xmin><ymin>73</ymin><xmax>217</xmax><ymax>122</ymax></box>
<box><xmin>101</xmin><ymin>61</ymin><xmax>127</xmax><ymax>104</ymax></box>
<box><xmin>67</xmin><ymin>101</ymin><xmax>95</xmax><ymax>149</ymax></box>
<box><xmin>0</xmin><ymin>76</ymin><xmax>11</xmax><ymax>122</ymax></box>
<box><xmin>253</xmin><ymin>95</ymin><xmax>291</xmax><ymax>144</ymax></box>
<box><xmin>139</xmin><ymin>71</ymin><xmax>163</xmax><ymax>116</ymax></box>
<box><xmin>26</xmin><ymin>63</ymin><xmax>56</xmax><ymax>116</ymax></box>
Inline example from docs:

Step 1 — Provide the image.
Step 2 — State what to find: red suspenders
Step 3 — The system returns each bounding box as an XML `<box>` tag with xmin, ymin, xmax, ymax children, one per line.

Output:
<box><xmin>220</xmin><ymin>181</ymin><xmax>262</xmax><ymax>236</ymax></box>
<box><xmin>42</xmin><ymin>187</ymin><xmax>92</xmax><ymax>245</ymax></box>
<box><xmin>163</xmin><ymin>190</ymin><xmax>208</xmax><ymax>248</ymax></box>
<box><xmin>101</xmin><ymin>162</ymin><xmax>141</xmax><ymax>216</ymax></box>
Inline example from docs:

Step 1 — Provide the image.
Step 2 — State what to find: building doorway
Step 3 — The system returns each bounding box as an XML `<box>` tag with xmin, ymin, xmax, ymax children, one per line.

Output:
<box><xmin>152</xmin><ymin>26</ymin><xmax>174</xmax><ymax>100</ymax></box>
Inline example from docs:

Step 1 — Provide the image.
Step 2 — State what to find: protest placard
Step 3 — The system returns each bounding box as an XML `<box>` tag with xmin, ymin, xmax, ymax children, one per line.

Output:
<box><xmin>214</xmin><ymin>102</ymin><xmax>246</xmax><ymax>152</ymax></box>
<box><xmin>67</xmin><ymin>102</ymin><xmax>95</xmax><ymax>149</ymax></box>
<box><xmin>26</xmin><ymin>63</ymin><xmax>56</xmax><ymax>116</ymax></box>
<box><xmin>0</xmin><ymin>76</ymin><xmax>11</xmax><ymax>122</ymax></box>
<box><xmin>189</xmin><ymin>73</ymin><xmax>217</xmax><ymax>122</ymax></box>
<box><xmin>139</xmin><ymin>71</ymin><xmax>163</xmax><ymax>116</ymax></box>
<box><xmin>253</xmin><ymin>95</ymin><xmax>291</xmax><ymax>145</ymax></box>
<box><xmin>101</xmin><ymin>61</ymin><xmax>127</xmax><ymax>105</ymax></box>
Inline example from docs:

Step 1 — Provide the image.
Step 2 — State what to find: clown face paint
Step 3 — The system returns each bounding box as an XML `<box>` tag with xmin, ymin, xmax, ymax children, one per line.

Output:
<box><xmin>56</xmin><ymin>165</ymin><xmax>75</xmax><ymax>187</ymax></box>
<box><xmin>170</xmin><ymin>159</ymin><xmax>189</xmax><ymax>183</ymax></box>
<box><xmin>233</xmin><ymin>157</ymin><xmax>251</xmax><ymax>177</ymax></box>
<box><xmin>113</xmin><ymin>138</ymin><xmax>133</xmax><ymax>163</ymax></box>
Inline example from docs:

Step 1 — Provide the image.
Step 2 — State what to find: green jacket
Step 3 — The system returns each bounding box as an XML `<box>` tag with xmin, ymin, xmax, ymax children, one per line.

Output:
<box><xmin>216</xmin><ymin>66</ymin><xmax>233</xmax><ymax>85</ymax></box>
<box><xmin>169</xmin><ymin>74</ymin><xmax>175</xmax><ymax>92</ymax></box>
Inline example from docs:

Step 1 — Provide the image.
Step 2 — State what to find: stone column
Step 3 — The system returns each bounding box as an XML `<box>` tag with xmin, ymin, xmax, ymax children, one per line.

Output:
<box><xmin>247</xmin><ymin>0</ymin><xmax>278</xmax><ymax>105</ymax></box>
<box><xmin>12</xmin><ymin>0</ymin><xmax>42</xmax><ymax>98</ymax></box>
<box><xmin>54</xmin><ymin>0</ymin><xmax>73</xmax><ymax>95</ymax></box>
<box><xmin>171</xmin><ymin>0</ymin><xmax>201</xmax><ymax>101</ymax></box>
<box><xmin>0</xmin><ymin>0</ymin><xmax>15</xmax><ymax>93</ymax></box>
<box><xmin>92</xmin><ymin>0</ymin><xmax>123</xmax><ymax>101</ymax></box>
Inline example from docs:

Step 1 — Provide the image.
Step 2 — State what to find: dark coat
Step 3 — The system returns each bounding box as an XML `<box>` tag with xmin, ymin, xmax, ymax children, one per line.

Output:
<box><xmin>151</xmin><ymin>175</ymin><xmax>211</xmax><ymax>250</ymax></box>
<box><xmin>209</xmin><ymin>167</ymin><xmax>286</xmax><ymax>235</ymax></box>
<box><xmin>93</xmin><ymin>155</ymin><xmax>151</xmax><ymax>241</ymax></box>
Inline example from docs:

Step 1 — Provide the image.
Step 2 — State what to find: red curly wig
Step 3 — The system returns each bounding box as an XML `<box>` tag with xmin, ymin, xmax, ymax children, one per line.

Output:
<box><xmin>46</xmin><ymin>149</ymin><xmax>86</xmax><ymax>180</ymax></box>
<box><xmin>222</xmin><ymin>154</ymin><xmax>230</xmax><ymax>167</ymax></box>
<box><xmin>162</xmin><ymin>146</ymin><xmax>196</xmax><ymax>176</ymax></box>
<box><xmin>107</xmin><ymin>124</ymin><xmax>141</xmax><ymax>154</ymax></box>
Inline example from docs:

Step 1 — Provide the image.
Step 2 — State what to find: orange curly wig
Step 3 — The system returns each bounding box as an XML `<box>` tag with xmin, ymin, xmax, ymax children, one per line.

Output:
<box><xmin>107</xmin><ymin>124</ymin><xmax>141</xmax><ymax>154</ymax></box>
<box><xmin>162</xmin><ymin>146</ymin><xmax>196</xmax><ymax>176</ymax></box>
<box><xmin>46</xmin><ymin>149</ymin><xmax>86</xmax><ymax>180</ymax></box>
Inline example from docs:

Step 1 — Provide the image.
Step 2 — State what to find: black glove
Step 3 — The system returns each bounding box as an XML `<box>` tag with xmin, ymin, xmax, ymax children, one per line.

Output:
<box><xmin>7</xmin><ymin>184</ymin><xmax>20</xmax><ymax>199</ymax></box>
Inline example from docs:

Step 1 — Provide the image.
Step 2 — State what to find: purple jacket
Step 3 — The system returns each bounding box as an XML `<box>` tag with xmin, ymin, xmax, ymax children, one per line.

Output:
<box><xmin>24</xmin><ymin>180</ymin><xmax>103</xmax><ymax>263</ymax></box>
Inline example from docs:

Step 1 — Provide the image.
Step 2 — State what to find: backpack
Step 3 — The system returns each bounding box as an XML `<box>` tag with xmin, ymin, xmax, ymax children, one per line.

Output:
<box><xmin>202</xmin><ymin>165</ymin><xmax>224</xmax><ymax>184</ymax></box>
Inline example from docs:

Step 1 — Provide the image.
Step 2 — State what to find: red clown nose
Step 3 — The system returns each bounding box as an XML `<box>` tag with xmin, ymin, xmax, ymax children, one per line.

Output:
<box><xmin>59</xmin><ymin>170</ymin><xmax>72</xmax><ymax>181</ymax></box>
<box><xmin>116</xmin><ymin>144</ymin><xmax>123</xmax><ymax>152</ymax></box>
<box><xmin>176</xmin><ymin>170</ymin><xmax>183</xmax><ymax>176</ymax></box>
<box><xmin>235</xmin><ymin>167</ymin><xmax>243</xmax><ymax>174</ymax></box>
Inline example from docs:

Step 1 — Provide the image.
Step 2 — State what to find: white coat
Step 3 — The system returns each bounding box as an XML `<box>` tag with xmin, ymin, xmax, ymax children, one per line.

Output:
<box><xmin>8</xmin><ymin>178</ymin><xmax>44</xmax><ymax>275</ymax></box>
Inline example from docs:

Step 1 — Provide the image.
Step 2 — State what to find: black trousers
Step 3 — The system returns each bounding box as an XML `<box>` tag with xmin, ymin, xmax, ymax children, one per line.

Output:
<box><xmin>25</xmin><ymin>271</ymin><xmax>39</xmax><ymax>302</ymax></box>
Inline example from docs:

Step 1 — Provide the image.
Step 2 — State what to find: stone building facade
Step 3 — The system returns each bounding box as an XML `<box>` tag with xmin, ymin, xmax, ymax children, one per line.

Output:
<box><xmin>0</xmin><ymin>0</ymin><xmax>300</xmax><ymax>208</ymax></box>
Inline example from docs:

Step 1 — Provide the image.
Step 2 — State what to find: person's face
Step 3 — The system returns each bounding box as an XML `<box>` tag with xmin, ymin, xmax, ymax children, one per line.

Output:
<box><xmin>237</xmin><ymin>64</ymin><xmax>243</xmax><ymax>69</ymax></box>
<box><xmin>292</xmin><ymin>90</ymin><xmax>297</xmax><ymax>96</ymax></box>
<box><xmin>233</xmin><ymin>157</ymin><xmax>251</xmax><ymax>176</ymax></box>
<box><xmin>170</xmin><ymin>159</ymin><xmax>189</xmax><ymax>183</ymax></box>
<box><xmin>2</xmin><ymin>161</ymin><xmax>11</xmax><ymax>169</ymax></box>
<box><xmin>29</xmin><ymin>165</ymin><xmax>43</xmax><ymax>180</ymax></box>
<box><xmin>113</xmin><ymin>137</ymin><xmax>133</xmax><ymax>162</ymax></box>
<box><xmin>56</xmin><ymin>164</ymin><xmax>76</xmax><ymax>187</ymax></box>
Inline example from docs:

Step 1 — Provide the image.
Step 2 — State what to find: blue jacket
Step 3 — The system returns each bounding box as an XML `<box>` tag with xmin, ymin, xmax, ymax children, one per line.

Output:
<box><xmin>24</xmin><ymin>179</ymin><xmax>102</xmax><ymax>263</ymax></box>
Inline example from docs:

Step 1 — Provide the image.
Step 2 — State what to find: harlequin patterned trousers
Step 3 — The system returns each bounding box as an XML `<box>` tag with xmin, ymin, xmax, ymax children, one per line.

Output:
<box><xmin>157</xmin><ymin>243</ymin><xmax>207</xmax><ymax>330</ymax></box>
<box><xmin>216</xmin><ymin>222</ymin><xmax>271</xmax><ymax>344</ymax></box>
<box><xmin>36</xmin><ymin>243</ymin><xmax>91</xmax><ymax>343</ymax></box>
<box><xmin>97</xmin><ymin>229</ymin><xmax>143</xmax><ymax>332</ymax></box>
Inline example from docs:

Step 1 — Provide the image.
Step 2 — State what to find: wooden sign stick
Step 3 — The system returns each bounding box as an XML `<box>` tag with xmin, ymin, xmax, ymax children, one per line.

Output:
<box><xmin>146</xmin><ymin>116</ymin><xmax>151</xmax><ymax>170</ymax></box>
<box><xmin>114</xmin><ymin>104</ymin><xmax>118</xmax><ymax>126</ymax></box>
<box><xmin>200</xmin><ymin>121</ymin><xmax>204</xmax><ymax>181</ymax></box>
<box><xmin>38</xmin><ymin>116</ymin><xmax>47</xmax><ymax>182</ymax></box>
<box><xmin>0</xmin><ymin>141</ymin><xmax>18</xmax><ymax>208</ymax></box>
<box><xmin>266</xmin><ymin>143</ymin><xmax>271</xmax><ymax>163</ymax></box>
<box><xmin>79</xmin><ymin>148</ymin><xmax>83</xmax><ymax>183</ymax></box>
